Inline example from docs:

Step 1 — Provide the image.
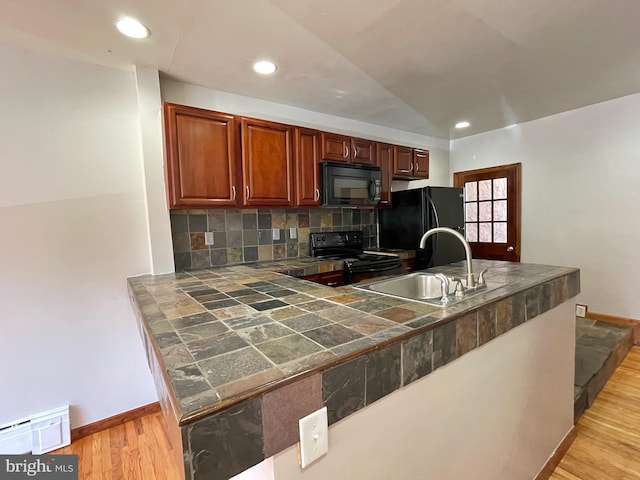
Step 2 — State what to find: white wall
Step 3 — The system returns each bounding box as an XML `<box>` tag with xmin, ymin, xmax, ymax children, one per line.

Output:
<box><xmin>134</xmin><ymin>66</ymin><xmax>174</xmax><ymax>275</ymax></box>
<box><xmin>273</xmin><ymin>302</ymin><xmax>575</xmax><ymax>479</ymax></box>
<box><xmin>0</xmin><ymin>46</ymin><xmax>157</xmax><ymax>428</ymax></box>
<box><xmin>450</xmin><ymin>94</ymin><xmax>640</xmax><ymax>318</ymax></box>
<box><xmin>160</xmin><ymin>79</ymin><xmax>450</xmax><ymax>187</ymax></box>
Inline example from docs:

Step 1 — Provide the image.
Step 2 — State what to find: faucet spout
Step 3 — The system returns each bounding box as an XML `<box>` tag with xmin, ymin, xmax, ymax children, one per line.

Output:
<box><xmin>419</xmin><ymin>227</ymin><xmax>475</xmax><ymax>287</ymax></box>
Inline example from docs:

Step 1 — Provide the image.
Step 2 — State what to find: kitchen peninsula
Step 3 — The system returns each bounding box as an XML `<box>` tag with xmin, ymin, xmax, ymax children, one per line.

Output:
<box><xmin>128</xmin><ymin>259</ymin><xmax>579</xmax><ymax>480</ymax></box>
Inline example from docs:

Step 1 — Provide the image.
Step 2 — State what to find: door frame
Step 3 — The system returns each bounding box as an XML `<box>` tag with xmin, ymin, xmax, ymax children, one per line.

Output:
<box><xmin>453</xmin><ymin>163</ymin><xmax>522</xmax><ymax>262</ymax></box>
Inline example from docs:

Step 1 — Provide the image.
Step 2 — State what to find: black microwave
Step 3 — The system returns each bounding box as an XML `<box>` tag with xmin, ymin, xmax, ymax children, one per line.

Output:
<box><xmin>322</xmin><ymin>162</ymin><xmax>381</xmax><ymax>207</ymax></box>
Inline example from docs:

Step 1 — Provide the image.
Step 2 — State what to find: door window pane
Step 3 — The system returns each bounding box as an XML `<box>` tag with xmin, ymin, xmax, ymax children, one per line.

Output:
<box><xmin>466</xmin><ymin>223</ymin><xmax>478</xmax><ymax>242</ymax></box>
<box><xmin>479</xmin><ymin>201</ymin><xmax>492</xmax><ymax>221</ymax></box>
<box><xmin>465</xmin><ymin>182</ymin><xmax>477</xmax><ymax>201</ymax></box>
<box><xmin>465</xmin><ymin>203</ymin><xmax>477</xmax><ymax>222</ymax></box>
<box><xmin>494</xmin><ymin>222</ymin><xmax>507</xmax><ymax>243</ymax></box>
<box><xmin>479</xmin><ymin>223</ymin><xmax>492</xmax><ymax>242</ymax></box>
<box><xmin>479</xmin><ymin>180</ymin><xmax>492</xmax><ymax>200</ymax></box>
<box><xmin>493</xmin><ymin>200</ymin><xmax>507</xmax><ymax>221</ymax></box>
<box><xmin>493</xmin><ymin>177</ymin><xmax>507</xmax><ymax>199</ymax></box>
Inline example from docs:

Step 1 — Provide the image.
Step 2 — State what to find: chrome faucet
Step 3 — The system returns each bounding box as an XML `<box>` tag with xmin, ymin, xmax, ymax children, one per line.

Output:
<box><xmin>419</xmin><ymin>227</ymin><xmax>476</xmax><ymax>288</ymax></box>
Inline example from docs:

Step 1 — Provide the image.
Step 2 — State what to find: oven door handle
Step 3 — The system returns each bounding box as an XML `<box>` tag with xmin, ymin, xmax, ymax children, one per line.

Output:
<box><xmin>348</xmin><ymin>263</ymin><xmax>402</xmax><ymax>274</ymax></box>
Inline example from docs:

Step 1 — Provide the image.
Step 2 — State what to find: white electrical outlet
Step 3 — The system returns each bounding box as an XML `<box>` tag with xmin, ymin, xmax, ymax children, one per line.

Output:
<box><xmin>289</xmin><ymin>227</ymin><xmax>297</xmax><ymax>239</ymax></box>
<box><xmin>272</xmin><ymin>228</ymin><xmax>280</xmax><ymax>241</ymax></box>
<box><xmin>576</xmin><ymin>304</ymin><xmax>587</xmax><ymax>317</ymax></box>
<box><xmin>298</xmin><ymin>407</ymin><xmax>328</xmax><ymax>468</ymax></box>
<box><xmin>204</xmin><ymin>232</ymin><xmax>214</xmax><ymax>246</ymax></box>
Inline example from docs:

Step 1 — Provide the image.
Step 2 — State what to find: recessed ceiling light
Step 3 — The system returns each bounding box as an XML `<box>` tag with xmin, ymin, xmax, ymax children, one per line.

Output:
<box><xmin>116</xmin><ymin>17</ymin><xmax>150</xmax><ymax>39</ymax></box>
<box><xmin>253</xmin><ymin>60</ymin><xmax>277</xmax><ymax>75</ymax></box>
<box><xmin>455</xmin><ymin>121</ymin><xmax>471</xmax><ymax>129</ymax></box>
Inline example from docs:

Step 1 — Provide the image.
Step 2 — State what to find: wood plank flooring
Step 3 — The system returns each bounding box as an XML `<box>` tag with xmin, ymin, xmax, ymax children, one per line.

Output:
<box><xmin>51</xmin><ymin>411</ymin><xmax>182</xmax><ymax>480</ymax></box>
<box><xmin>550</xmin><ymin>346</ymin><xmax>640</xmax><ymax>480</ymax></box>
<box><xmin>51</xmin><ymin>346</ymin><xmax>640</xmax><ymax>479</ymax></box>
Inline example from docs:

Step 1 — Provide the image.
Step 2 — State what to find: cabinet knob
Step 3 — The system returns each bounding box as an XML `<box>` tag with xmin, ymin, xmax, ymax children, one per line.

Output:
<box><xmin>507</xmin><ymin>246</ymin><xmax>514</xmax><ymax>252</ymax></box>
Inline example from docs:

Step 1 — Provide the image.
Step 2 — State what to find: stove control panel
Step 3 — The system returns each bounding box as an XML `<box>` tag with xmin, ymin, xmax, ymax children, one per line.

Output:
<box><xmin>310</xmin><ymin>231</ymin><xmax>363</xmax><ymax>249</ymax></box>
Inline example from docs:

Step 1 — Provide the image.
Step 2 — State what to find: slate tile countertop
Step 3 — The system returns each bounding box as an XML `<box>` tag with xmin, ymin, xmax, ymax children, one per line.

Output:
<box><xmin>128</xmin><ymin>257</ymin><xmax>579</xmax><ymax>427</ymax></box>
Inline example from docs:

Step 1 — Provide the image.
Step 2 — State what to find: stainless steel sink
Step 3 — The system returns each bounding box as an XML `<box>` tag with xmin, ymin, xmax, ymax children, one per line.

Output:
<box><xmin>368</xmin><ymin>273</ymin><xmax>446</xmax><ymax>300</ymax></box>
<box><xmin>356</xmin><ymin>272</ymin><xmax>501</xmax><ymax>307</ymax></box>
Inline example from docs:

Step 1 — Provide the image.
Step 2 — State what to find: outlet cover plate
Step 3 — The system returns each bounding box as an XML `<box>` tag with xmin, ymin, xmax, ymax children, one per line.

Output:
<box><xmin>298</xmin><ymin>407</ymin><xmax>328</xmax><ymax>468</ymax></box>
<box><xmin>204</xmin><ymin>232</ymin><xmax>214</xmax><ymax>246</ymax></box>
<box><xmin>576</xmin><ymin>304</ymin><xmax>587</xmax><ymax>317</ymax></box>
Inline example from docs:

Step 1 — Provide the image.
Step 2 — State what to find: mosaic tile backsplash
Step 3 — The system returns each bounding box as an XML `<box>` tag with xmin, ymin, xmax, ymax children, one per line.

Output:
<box><xmin>170</xmin><ymin>208</ymin><xmax>378</xmax><ymax>271</ymax></box>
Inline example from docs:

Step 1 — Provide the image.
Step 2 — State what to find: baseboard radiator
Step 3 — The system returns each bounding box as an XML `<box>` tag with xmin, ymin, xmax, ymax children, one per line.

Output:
<box><xmin>0</xmin><ymin>405</ymin><xmax>70</xmax><ymax>454</ymax></box>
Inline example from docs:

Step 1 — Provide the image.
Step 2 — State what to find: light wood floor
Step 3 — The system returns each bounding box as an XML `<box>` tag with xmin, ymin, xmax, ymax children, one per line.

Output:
<box><xmin>550</xmin><ymin>346</ymin><xmax>640</xmax><ymax>480</ymax></box>
<box><xmin>52</xmin><ymin>347</ymin><xmax>640</xmax><ymax>480</ymax></box>
<box><xmin>52</xmin><ymin>411</ymin><xmax>182</xmax><ymax>480</ymax></box>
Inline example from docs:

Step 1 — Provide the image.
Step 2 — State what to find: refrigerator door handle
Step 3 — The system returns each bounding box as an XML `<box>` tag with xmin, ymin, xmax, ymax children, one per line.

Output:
<box><xmin>425</xmin><ymin>194</ymin><xmax>440</xmax><ymax>267</ymax></box>
<box><xmin>427</xmin><ymin>195</ymin><xmax>440</xmax><ymax>228</ymax></box>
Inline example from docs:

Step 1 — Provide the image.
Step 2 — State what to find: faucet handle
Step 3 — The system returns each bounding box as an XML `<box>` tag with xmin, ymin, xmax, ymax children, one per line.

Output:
<box><xmin>435</xmin><ymin>273</ymin><xmax>453</xmax><ymax>304</ymax></box>
<box><xmin>477</xmin><ymin>269</ymin><xmax>488</xmax><ymax>286</ymax></box>
<box><xmin>451</xmin><ymin>278</ymin><xmax>465</xmax><ymax>297</ymax></box>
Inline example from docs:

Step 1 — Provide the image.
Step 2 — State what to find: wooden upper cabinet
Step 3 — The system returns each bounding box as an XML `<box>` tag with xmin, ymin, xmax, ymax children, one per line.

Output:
<box><xmin>393</xmin><ymin>145</ymin><xmax>414</xmax><ymax>178</ymax></box>
<box><xmin>351</xmin><ymin>137</ymin><xmax>377</xmax><ymax>166</ymax></box>
<box><xmin>295</xmin><ymin>128</ymin><xmax>321</xmax><ymax>206</ymax></box>
<box><xmin>321</xmin><ymin>132</ymin><xmax>377</xmax><ymax>165</ymax></box>
<box><xmin>377</xmin><ymin>142</ymin><xmax>393</xmax><ymax>207</ymax></box>
<box><xmin>321</xmin><ymin>132</ymin><xmax>351</xmax><ymax>162</ymax></box>
<box><xmin>413</xmin><ymin>149</ymin><xmax>430</xmax><ymax>178</ymax></box>
<box><xmin>163</xmin><ymin>103</ymin><xmax>238</xmax><ymax>208</ymax></box>
<box><xmin>392</xmin><ymin>145</ymin><xmax>430</xmax><ymax>179</ymax></box>
<box><xmin>163</xmin><ymin>102</ymin><xmax>429</xmax><ymax>209</ymax></box>
<box><xmin>241</xmin><ymin>118</ymin><xmax>294</xmax><ymax>207</ymax></box>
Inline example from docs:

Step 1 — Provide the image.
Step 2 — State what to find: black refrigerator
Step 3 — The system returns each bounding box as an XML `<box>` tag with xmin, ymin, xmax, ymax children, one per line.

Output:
<box><xmin>378</xmin><ymin>186</ymin><xmax>466</xmax><ymax>269</ymax></box>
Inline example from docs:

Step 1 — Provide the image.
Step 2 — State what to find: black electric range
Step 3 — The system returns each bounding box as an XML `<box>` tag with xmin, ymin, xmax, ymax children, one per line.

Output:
<box><xmin>310</xmin><ymin>231</ymin><xmax>403</xmax><ymax>285</ymax></box>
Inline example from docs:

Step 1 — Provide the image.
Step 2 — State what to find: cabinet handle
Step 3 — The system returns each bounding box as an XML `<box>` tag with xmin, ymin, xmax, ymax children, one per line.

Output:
<box><xmin>353</xmin><ymin>146</ymin><xmax>358</xmax><ymax>159</ymax></box>
<box><xmin>379</xmin><ymin>200</ymin><xmax>389</xmax><ymax>204</ymax></box>
<box><xmin>415</xmin><ymin>160</ymin><xmax>419</xmax><ymax>172</ymax></box>
<box><xmin>231</xmin><ymin>186</ymin><xmax>236</xmax><ymax>200</ymax></box>
<box><xmin>246</xmin><ymin>186</ymin><xmax>250</xmax><ymax>199</ymax></box>
<box><xmin>326</xmin><ymin>282</ymin><xmax>339</xmax><ymax>287</ymax></box>
<box><xmin>315</xmin><ymin>188</ymin><xmax>320</xmax><ymax>201</ymax></box>
<box><xmin>409</xmin><ymin>162</ymin><xmax>414</xmax><ymax>172</ymax></box>
<box><xmin>345</xmin><ymin>145</ymin><xmax>350</xmax><ymax>158</ymax></box>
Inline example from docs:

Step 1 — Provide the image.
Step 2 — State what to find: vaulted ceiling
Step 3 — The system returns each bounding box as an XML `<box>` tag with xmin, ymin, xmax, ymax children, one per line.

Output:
<box><xmin>1</xmin><ymin>0</ymin><xmax>639</xmax><ymax>139</ymax></box>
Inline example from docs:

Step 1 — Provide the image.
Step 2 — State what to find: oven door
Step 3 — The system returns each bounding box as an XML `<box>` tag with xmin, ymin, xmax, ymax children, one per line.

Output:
<box><xmin>345</xmin><ymin>261</ymin><xmax>403</xmax><ymax>285</ymax></box>
<box><xmin>322</xmin><ymin>162</ymin><xmax>381</xmax><ymax>206</ymax></box>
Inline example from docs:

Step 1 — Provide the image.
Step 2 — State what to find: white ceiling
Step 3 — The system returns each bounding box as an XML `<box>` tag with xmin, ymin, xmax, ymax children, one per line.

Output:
<box><xmin>1</xmin><ymin>0</ymin><xmax>639</xmax><ymax>139</ymax></box>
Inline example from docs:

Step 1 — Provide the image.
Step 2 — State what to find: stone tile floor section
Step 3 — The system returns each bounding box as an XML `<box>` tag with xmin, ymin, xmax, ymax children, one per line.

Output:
<box><xmin>574</xmin><ymin>317</ymin><xmax>633</xmax><ymax>419</ymax></box>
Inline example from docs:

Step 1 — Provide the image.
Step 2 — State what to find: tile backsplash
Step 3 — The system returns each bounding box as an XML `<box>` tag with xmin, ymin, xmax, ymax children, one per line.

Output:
<box><xmin>170</xmin><ymin>208</ymin><xmax>378</xmax><ymax>271</ymax></box>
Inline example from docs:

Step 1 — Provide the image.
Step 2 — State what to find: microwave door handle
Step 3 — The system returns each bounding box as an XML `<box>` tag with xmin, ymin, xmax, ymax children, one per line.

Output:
<box><xmin>368</xmin><ymin>179</ymin><xmax>376</xmax><ymax>201</ymax></box>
